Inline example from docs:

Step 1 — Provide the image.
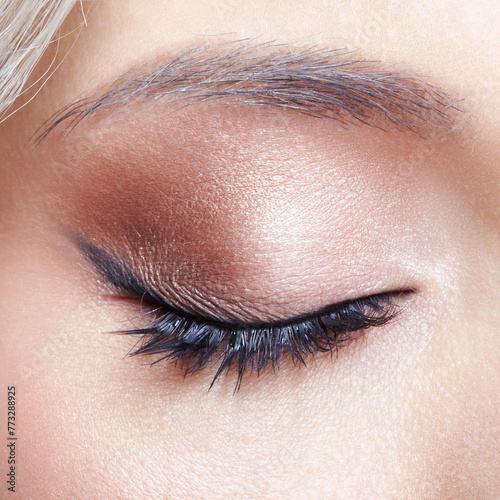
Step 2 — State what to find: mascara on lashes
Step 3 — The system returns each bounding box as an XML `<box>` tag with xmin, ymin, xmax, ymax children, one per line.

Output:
<box><xmin>78</xmin><ymin>238</ymin><xmax>401</xmax><ymax>389</ymax></box>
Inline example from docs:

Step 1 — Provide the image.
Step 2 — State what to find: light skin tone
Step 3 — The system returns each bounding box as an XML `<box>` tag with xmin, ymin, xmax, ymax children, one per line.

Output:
<box><xmin>1</xmin><ymin>0</ymin><xmax>499</xmax><ymax>498</ymax></box>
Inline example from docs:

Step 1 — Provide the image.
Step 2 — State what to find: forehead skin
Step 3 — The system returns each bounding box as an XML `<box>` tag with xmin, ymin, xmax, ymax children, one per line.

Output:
<box><xmin>1</xmin><ymin>1</ymin><xmax>499</xmax><ymax>499</ymax></box>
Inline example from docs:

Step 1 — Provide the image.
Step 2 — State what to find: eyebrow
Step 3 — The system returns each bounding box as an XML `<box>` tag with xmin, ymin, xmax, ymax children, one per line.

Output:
<box><xmin>36</xmin><ymin>41</ymin><xmax>460</xmax><ymax>142</ymax></box>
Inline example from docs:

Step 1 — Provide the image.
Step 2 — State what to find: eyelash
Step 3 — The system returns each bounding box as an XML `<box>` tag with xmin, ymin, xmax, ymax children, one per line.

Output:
<box><xmin>120</xmin><ymin>292</ymin><xmax>399</xmax><ymax>391</ymax></box>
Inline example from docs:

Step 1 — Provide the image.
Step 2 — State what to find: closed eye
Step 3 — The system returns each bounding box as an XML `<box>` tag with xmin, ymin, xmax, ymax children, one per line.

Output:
<box><xmin>123</xmin><ymin>292</ymin><xmax>400</xmax><ymax>391</ymax></box>
<box><xmin>78</xmin><ymin>236</ymin><xmax>408</xmax><ymax>390</ymax></box>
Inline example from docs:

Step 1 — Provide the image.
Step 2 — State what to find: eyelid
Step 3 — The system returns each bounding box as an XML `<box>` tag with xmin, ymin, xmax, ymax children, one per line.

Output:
<box><xmin>77</xmin><ymin>235</ymin><xmax>402</xmax><ymax>326</ymax></box>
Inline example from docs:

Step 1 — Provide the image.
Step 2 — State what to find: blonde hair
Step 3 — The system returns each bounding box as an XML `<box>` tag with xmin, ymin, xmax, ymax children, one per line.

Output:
<box><xmin>0</xmin><ymin>0</ymin><xmax>81</xmax><ymax>121</ymax></box>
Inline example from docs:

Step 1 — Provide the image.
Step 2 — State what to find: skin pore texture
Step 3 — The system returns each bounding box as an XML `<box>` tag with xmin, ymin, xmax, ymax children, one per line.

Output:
<box><xmin>1</xmin><ymin>1</ymin><xmax>499</xmax><ymax>499</ymax></box>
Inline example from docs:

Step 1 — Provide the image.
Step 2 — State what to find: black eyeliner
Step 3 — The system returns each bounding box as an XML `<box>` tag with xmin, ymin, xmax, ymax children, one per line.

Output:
<box><xmin>77</xmin><ymin>236</ymin><xmax>163</xmax><ymax>303</ymax></box>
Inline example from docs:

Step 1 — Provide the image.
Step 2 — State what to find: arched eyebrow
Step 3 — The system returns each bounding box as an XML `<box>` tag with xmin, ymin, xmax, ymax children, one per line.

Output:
<box><xmin>36</xmin><ymin>41</ymin><xmax>461</xmax><ymax>142</ymax></box>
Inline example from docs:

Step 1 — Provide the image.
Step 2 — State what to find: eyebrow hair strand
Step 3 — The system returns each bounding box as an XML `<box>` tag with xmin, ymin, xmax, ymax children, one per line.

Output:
<box><xmin>35</xmin><ymin>40</ymin><xmax>460</xmax><ymax>142</ymax></box>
